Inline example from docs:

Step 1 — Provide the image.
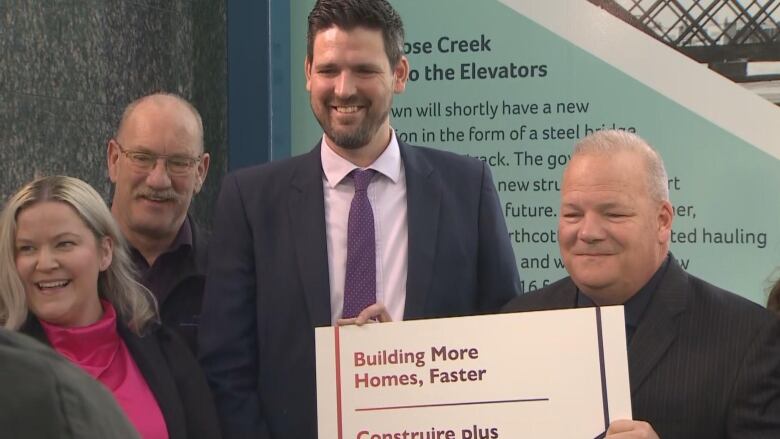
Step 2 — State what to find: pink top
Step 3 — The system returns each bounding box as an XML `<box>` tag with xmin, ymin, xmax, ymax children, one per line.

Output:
<box><xmin>40</xmin><ymin>300</ymin><xmax>169</xmax><ymax>439</ymax></box>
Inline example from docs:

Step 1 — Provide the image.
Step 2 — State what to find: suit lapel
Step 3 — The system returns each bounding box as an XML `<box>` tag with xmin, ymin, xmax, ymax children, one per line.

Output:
<box><xmin>289</xmin><ymin>145</ymin><xmax>332</xmax><ymax>327</ymax></box>
<box><xmin>627</xmin><ymin>258</ymin><xmax>688</xmax><ymax>394</ymax></box>
<box><xmin>400</xmin><ymin>143</ymin><xmax>441</xmax><ymax>319</ymax></box>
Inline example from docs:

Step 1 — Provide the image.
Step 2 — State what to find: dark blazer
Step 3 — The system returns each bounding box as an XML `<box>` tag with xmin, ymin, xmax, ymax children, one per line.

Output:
<box><xmin>157</xmin><ymin>215</ymin><xmax>209</xmax><ymax>354</ymax></box>
<box><xmin>23</xmin><ymin>317</ymin><xmax>221</xmax><ymax>439</ymax></box>
<box><xmin>503</xmin><ymin>257</ymin><xmax>780</xmax><ymax>439</ymax></box>
<box><xmin>200</xmin><ymin>141</ymin><xmax>521</xmax><ymax>439</ymax></box>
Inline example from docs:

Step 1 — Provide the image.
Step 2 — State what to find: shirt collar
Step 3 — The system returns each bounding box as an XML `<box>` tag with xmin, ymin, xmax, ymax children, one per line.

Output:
<box><xmin>170</xmin><ymin>215</ymin><xmax>193</xmax><ymax>251</ymax></box>
<box><xmin>129</xmin><ymin>216</ymin><xmax>193</xmax><ymax>270</ymax></box>
<box><xmin>576</xmin><ymin>254</ymin><xmax>671</xmax><ymax>331</ymax></box>
<box><xmin>320</xmin><ymin>129</ymin><xmax>402</xmax><ymax>188</ymax></box>
<box><xmin>623</xmin><ymin>255</ymin><xmax>670</xmax><ymax>329</ymax></box>
<box><xmin>39</xmin><ymin>299</ymin><xmax>119</xmax><ymax>370</ymax></box>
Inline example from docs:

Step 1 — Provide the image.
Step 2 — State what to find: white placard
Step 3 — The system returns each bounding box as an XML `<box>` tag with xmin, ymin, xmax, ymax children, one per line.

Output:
<box><xmin>316</xmin><ymin>307</ymin><xmax>631</xmax><ymax>439</ymax></box>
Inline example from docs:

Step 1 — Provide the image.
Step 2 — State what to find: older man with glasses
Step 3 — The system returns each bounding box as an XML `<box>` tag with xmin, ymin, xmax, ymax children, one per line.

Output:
<box><xmin>107</xmin><ymin>92</ymin><xmax>210</xmax><ymax>354</ymax></box>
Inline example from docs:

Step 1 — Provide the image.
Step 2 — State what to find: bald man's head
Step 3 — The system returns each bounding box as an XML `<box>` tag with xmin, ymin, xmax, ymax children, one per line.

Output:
<box><xmin>117</xmin><ymin>93</ymin><xmax>204</xmax><ymax>153</ymax></box>
<box><xmin>107</xmin><ymin>93</ymin><xmax>210</xmax><ymax>260</ymax></box>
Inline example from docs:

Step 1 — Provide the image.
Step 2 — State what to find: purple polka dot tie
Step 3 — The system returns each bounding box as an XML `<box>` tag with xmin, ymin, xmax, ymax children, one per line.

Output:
<box><xmin>342</xmin><ymin>169</ymin><xmax>377</xmax><ymax>319</ymax></box>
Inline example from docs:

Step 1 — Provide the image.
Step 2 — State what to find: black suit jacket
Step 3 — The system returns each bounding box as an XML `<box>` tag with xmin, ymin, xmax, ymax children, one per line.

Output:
<box><xmin>200</xmin><ymin>141</ymin><xmax>521</xmax><ymax>439</ymax></box>
<box><xmin>23</xmin><ymin>318</ymin><xmax>221</xmax><ymax>439</ymax></box>
<box><xmin>503</xmin><ymin>258</ymin><xmax>780</xmax><ymax>439</ymax></box>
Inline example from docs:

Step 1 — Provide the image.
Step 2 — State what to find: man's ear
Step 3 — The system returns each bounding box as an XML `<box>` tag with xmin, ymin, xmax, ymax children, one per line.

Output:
<box><xmin>393</xmin><ymin>56</ymin><xmax>410</xmax><ymax>94</ymax></box>
<box><xmin>195</xmin><ymin>153</ymin><xmax>210</xmax><ymax>194</ymax></box>
<box><xmin>107</xmin><ymin>139</ymin><xmax>121</xmax><ymax>183</ymax></box>
<box><xmin>305</xmin><ymin>56</ymin><xmax>313</xmax><ymax>92</ymax></box>
<box><xmin>657</xmin><ymin>200</ymin><xmax>674</xmax><ymax>243</ymax></box>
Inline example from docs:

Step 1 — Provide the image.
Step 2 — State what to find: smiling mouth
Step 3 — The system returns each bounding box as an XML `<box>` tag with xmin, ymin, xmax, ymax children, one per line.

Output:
<box><xmin>36</xmin><ymin>280</ymin><xmax>70</xmax><ymax>290</ymax></box>
<box><xmin>332</xmin><ymin>105</ymin><xmax>362</xmax><ymax>114</ymax></box>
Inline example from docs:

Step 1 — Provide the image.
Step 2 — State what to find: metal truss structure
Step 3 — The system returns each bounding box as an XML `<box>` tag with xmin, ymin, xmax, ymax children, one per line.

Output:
<box><xmin>589</xmin><ymin>0</ymin><xmax>780</xmax><ymax>81</ymax></box>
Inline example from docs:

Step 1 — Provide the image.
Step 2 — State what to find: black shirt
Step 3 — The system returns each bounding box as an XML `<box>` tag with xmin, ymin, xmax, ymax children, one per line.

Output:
<box><xmin>576</xmin><ymin>255</ymin><xmax>671</xmax><ymax>343</ymax></box>
<box><xmin>130</xmin><ymin>217</ymin><xmax>193</xmax><ymax>305</ymax></box>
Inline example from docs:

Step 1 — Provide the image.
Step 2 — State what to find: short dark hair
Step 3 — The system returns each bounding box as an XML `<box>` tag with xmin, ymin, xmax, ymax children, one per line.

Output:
<box><xmin>307</xmin><ymin>0</ymin><xmax>405</xmax><ymax>67</ymax></box>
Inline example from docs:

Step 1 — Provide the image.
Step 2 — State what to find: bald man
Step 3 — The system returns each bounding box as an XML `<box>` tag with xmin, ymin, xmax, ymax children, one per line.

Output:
<box><xmin>107</xmin><ymin>93</ymin><xmax>210</xmax><ymax>353</ymax></box>
<box><xmin>504</xmin><ymin>130</ymin><xmax>780</xmax><ymax>438</ymax></box>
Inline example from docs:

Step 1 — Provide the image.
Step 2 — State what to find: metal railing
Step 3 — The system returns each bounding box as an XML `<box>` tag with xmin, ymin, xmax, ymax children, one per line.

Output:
<box><xmin>589</xmin><ymin>0</ymin><xmax>780</xmax><ymax>74</ymax></box>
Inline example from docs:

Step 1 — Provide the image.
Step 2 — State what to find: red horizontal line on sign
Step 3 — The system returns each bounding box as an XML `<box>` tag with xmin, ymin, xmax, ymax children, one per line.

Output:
<box><xmin>355</xmin><ymin>397</ymin><xmax>549</xmax><ymax>412</ymax></box>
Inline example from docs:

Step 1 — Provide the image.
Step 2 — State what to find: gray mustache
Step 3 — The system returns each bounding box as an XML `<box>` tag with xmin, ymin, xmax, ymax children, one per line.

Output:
<box><xmin>135</xmin><ymin>189</ymin><xmax>178</xmax><ymax>202</ymax></box>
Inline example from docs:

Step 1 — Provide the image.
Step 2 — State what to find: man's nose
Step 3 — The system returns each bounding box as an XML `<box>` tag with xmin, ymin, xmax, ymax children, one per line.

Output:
<box><xmin>577</xmin><ymin>213</ymin><xmax>606</xmax><ymax>242</ymax></box>
<box><xmin>334</xmin><ymin>72</ymin><xmax>357</xmax><ymax>98</ymax></box>
<box><xmin>145</xmin><ymin>159</ymin><xmax>172</xmax><ymax>188</ymax></box>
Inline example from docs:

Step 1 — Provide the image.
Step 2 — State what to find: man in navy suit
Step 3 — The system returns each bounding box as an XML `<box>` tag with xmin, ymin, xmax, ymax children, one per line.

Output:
<box><xmin>199</xmin><ymin>1</ymin><xmax>521</xmax><ymax>438</ymax></box>
<box><xmin>504</xmin><ymin>130</ymin><xmax>780</xmax><ymax>438</ymax></box>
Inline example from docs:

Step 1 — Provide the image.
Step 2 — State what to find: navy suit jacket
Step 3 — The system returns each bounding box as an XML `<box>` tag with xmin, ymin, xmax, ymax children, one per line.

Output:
<box><xmin>199</xmin><ymin>141</ymin><xmax>521</xmax><ymax>439</ymax></box>
<box><xmin>503</xmin><ymin>257</ymin><xmax>780</xmax><ymax>439</ymax></box>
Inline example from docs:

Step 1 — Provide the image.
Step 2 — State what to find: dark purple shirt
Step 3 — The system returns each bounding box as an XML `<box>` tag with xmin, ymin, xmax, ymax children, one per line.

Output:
<box><xmin>130</xmin><ymin>217</ymin><xmax>193</xmax><ymax>305</ymax></box>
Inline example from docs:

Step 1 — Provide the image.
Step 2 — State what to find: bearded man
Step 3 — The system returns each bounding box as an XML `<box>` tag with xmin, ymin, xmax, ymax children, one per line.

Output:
<box><xmin>198</xmin><ymin>1</ymin><xmax>520</xmax><ymax>438</ymax></box>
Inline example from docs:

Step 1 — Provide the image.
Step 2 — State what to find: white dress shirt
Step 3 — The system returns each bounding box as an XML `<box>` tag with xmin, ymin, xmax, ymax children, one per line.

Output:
<box><xmin>321</xmin><ymin>131</ymin><xmax>408</xmax><ymax>323</ymax></box>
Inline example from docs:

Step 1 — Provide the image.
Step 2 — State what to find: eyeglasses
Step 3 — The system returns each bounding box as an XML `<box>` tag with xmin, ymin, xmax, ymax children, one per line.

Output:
<box><xmin>114</xmin><ymin>140</ymin><xmax>201</xmax><ymax>176</ymax></box>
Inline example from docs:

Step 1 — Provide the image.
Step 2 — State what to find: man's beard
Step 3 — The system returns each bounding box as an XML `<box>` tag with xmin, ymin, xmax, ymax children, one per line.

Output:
<box><xmin>322</xmin><ymin>118</ymin><xmax>383</xmax><ymax>150</ymax></box>
<box><xmin>313</xmin><ymin>96</ymin><xmax>391</xmax><ymax>150</ymax></box>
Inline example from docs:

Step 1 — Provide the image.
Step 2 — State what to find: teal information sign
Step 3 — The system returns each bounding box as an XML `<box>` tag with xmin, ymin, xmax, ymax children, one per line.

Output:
<box><xmin>288</xmin><ymin>0</ymin><xmax>780</xmax><ymax>303</ymax></box>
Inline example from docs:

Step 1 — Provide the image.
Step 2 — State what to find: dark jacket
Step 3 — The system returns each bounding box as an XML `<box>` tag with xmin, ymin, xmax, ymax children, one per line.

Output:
<box><xmin>153</xmin><ymin>216</ymin><xmax>209</xmax><ymax>355</ymax></box>
<box><xmin>200</xmin><ymin>141</ymin><xmax>521</xmax><ymax>439</ymax></box>
<box><xmin>22</xmin><ymin>316</ymin><xmax>222</xmax><ymax>439</ymax></box>
<box><xmin>0</xmin><ymin>327</ymin><xmax>139</xmax><ymax>438</ymax></box>
<box><xmin>503</xmin><ymin>257</ymin><xmax>780</xmax><ymax>439</ymax></box>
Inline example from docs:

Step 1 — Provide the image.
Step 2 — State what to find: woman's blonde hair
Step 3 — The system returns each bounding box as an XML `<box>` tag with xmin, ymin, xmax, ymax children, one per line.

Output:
<box><xmin>0</xmin><ymin>175</ymin><xmax>158</xmax><ymax>334</ymax></box>
<box><xmin>768</xmin><ymin>278</ymin><xmax>780</xmax><ymax>315</ymax></box>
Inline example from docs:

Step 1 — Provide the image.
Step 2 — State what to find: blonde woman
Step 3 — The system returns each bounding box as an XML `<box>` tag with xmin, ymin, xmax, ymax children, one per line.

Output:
<box><xmin>0</xmin><ymin>176</ymin><xmax>220</xmax><ymax>439</ymax></box>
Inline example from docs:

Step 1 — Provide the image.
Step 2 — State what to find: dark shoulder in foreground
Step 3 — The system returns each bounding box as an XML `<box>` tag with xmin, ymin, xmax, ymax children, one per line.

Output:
<box><xmin>0</xmin><ymin>328</ymin><xmax>139</xmax><ymax>438</ymax></box>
